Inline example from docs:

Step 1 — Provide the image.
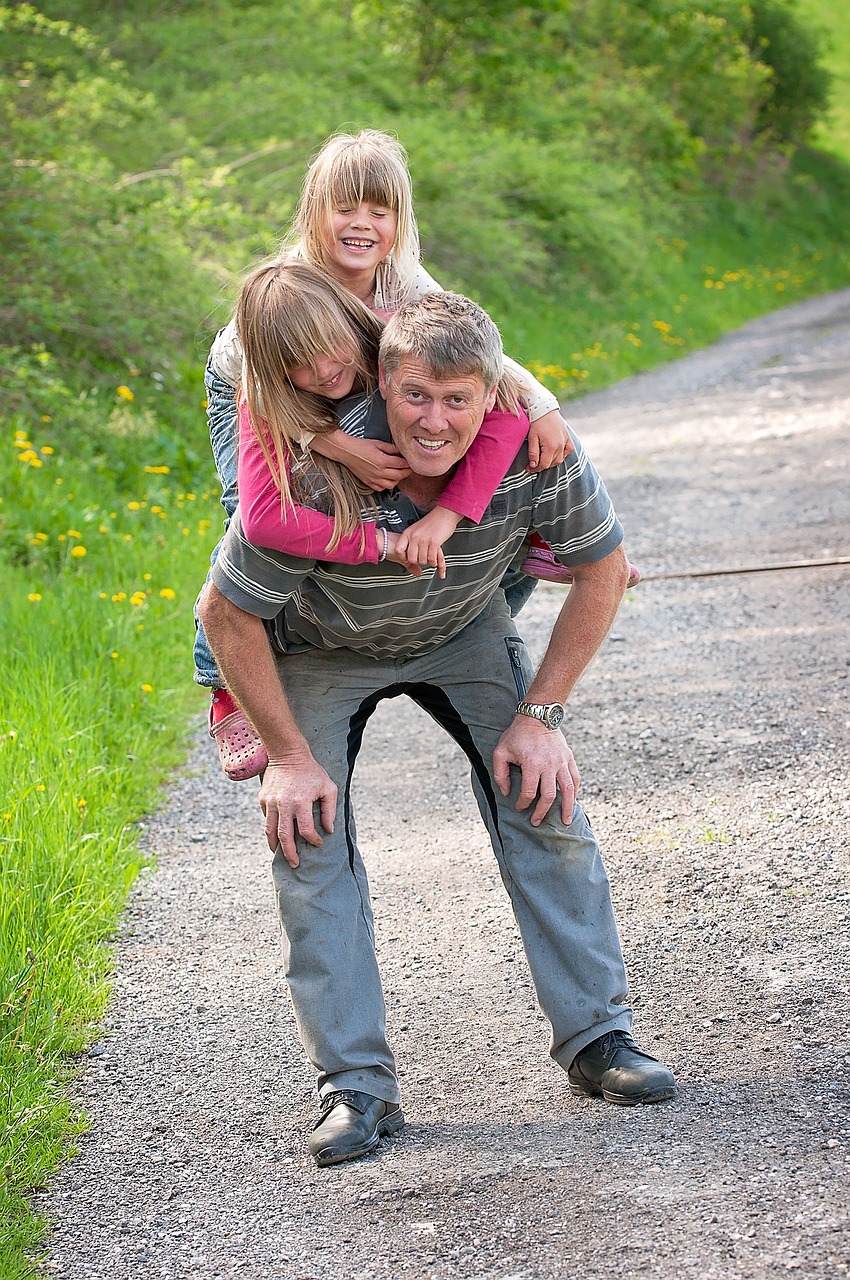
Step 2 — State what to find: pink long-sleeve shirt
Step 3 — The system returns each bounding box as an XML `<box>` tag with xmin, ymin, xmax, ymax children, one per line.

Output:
<box><xmin>237</xmin><ymin>396</ymin><xmax>532</xmax><ymax>562</ymax></box>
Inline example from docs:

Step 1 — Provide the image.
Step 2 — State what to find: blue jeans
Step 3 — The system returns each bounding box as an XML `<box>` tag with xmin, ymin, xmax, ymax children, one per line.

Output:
<box><xmin>193</xmin><ymin>357</ymin><xmax>239</xmax><ymax>687</ymax></box>
<box><xmin>267</xmin><ymin>596</ymin><xmax>631</xmax><ymax>1101</ymax></box>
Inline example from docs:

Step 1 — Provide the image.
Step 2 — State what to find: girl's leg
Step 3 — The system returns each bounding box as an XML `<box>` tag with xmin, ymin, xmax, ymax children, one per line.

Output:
<box><xmin>198</xmin><ymin>352</ymin><xmax>268</xmax><ymax>780</ymax></box>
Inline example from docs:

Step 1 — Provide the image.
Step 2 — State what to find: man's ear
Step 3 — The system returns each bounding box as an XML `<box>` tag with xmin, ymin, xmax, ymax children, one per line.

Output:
<box><xmin>378</xmin><ymin>361</ymin><xmax>388</xmax><ymax>400</ymax></box>
<box><xmin>485</xmin><ymin>385</ymin><xmax>498</xmax><ymax>414</ymax></box>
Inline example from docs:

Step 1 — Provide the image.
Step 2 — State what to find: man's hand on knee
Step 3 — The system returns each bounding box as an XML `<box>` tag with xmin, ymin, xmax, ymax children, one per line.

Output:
<box><xmin>493</xmin><ymin>720</ymin><xmax>581</xmax><ymax>827</ymax></box>
<box><xmin>259</xmin><ymin>754</ymin><xmax>338</xmax><ymax>867</ymax></box>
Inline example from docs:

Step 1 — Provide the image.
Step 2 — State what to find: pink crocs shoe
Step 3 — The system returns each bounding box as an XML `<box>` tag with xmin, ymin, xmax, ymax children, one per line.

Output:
<box><xmin>520</xmin><ymin>544</ymin><xmax>640</xmax><ymax>588</ymax></box>
<box><xmin>208</xmin><ymin>689</ymin><xmax>269</xmax><ymax>782</ymax></box>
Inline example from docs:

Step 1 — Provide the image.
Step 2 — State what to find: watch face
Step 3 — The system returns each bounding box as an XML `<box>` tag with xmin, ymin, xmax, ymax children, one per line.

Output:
<box><xmin>546</xmin><ymin>705</ymin><xmax>564</xmax><ymax>730</ymax></box>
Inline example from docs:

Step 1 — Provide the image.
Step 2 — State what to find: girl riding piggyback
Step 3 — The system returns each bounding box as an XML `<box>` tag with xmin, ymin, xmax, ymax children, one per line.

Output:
<box><xmin>197</xmin><ymin>129</ymin><xmax>579</xmax><ymax>781</ymax></box>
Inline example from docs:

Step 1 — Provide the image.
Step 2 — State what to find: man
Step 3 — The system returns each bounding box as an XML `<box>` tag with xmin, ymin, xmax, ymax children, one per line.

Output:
<box><xmin>199</xmin><ymin>292</ymin><xmax>675</xmax><ymax>1168</ymax></box>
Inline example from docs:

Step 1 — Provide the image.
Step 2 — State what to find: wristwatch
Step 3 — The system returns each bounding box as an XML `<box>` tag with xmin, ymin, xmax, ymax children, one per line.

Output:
<box><xmin>515</xmin><ymin>700</ymin><xmax>564</xmax><ymax>730</ymax></box>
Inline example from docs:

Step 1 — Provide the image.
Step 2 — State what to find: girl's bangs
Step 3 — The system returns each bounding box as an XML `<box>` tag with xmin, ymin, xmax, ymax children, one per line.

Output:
<box><xmin>328</xmin><ymin>155</ymin><xmax>400</xmax><ymax>212</ymax></box>
<box><xmin>286</xmin><ymin>303</ymin><xmax>355</xmax><ymax>373</ymax></box>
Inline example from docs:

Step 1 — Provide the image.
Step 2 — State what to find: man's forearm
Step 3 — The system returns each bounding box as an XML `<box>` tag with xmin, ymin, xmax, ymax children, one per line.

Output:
<box><xmin>198</xmin><ymin>584</ymin><xmax>309</xmax><ymax>759</ymax></box>
<box><xmin>524</xmin><ymin>546</ymin><xmax>629</xmax><ymax>707</ymax></box>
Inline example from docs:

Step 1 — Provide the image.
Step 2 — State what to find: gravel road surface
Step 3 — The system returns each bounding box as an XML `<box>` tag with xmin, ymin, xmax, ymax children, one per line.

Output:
<box><xmin>39</xmin><ymin>289</ymin><xmax>850</xmax><ymax>1279</ymax></box>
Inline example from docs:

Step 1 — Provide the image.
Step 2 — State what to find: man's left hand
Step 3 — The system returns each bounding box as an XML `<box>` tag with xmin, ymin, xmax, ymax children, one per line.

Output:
<box><xmin>493</xmin><ymin>717</ymin><xmax>581</xmax><ymax>827</ymax></box>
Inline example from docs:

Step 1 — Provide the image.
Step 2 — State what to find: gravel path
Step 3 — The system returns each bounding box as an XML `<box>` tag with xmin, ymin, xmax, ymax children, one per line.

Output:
<box><xmin>39</xmin><ymin>289</ymin><xmax>850</xmax><ymax>1279</ymax></box>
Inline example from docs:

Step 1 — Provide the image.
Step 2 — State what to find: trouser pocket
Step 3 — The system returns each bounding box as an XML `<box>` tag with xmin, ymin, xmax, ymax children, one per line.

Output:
<box><xmin>504</xmin><ymin>635</ymin><xmax>528</xmax><ymax>702</ymax></box>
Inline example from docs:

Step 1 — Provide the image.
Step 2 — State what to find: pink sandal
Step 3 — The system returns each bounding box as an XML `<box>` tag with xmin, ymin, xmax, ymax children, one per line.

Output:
<box><xmin>208</xmin><ymin>689</ymin><xmax>269</xmax><ymax>781</ymax></box>
<box><xmin>521</xmin><ymin>543</ymin><xmax>641</xmax><ymax>588</ymax></box>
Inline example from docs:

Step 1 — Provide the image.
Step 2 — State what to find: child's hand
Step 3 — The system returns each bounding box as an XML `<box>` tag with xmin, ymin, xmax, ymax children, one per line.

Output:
<box><xmin>527</xmin><ymin>409</ymin><xmax>574</xmax><ymax>472</ymax></box>
<box><xmin>344</xmin><ymin>438</ymin><xmax>411</xmax><ymax>491</ymax></box>
<box><xmin>394</xmin><ymin>506</ymin><xmax>461</xmax><ymax>580</ymax></box>
<box><xmin>385</xmin><ymin>531</ymin><xmax>422</xmax><ymax>576</ymax></box>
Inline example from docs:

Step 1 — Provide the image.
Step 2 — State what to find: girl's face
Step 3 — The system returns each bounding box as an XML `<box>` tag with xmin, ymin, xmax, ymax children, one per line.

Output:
<box><xmin>287</xmin><ymin>349</ymin><xmax>358</xmax><ymax>400</ymax></box>
<box><xmin>324</xmin><ymin>200</ymin><xmax>398</xmax><ymax>287</ymax></box>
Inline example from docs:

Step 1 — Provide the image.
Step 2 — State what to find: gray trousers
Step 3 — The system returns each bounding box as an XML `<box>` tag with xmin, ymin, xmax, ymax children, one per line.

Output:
<box><xmin>271</xmin><ymin>596</ymin><xmax>632</xmax><ymax>1103</ymax></box>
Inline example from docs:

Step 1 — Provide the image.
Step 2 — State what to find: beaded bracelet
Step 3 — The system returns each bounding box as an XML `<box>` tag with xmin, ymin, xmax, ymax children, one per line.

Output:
<box><xmin>378</xmin><ymin>526</ymin><xmax>389</xmax><ymax>562</ymax></box>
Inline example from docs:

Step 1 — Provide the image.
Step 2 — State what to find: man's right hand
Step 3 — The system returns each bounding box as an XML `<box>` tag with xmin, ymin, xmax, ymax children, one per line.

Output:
<box><xmin>259</xmin><ymin>754</ymin><xmax>338</xmax><ymax>868</ymax></box>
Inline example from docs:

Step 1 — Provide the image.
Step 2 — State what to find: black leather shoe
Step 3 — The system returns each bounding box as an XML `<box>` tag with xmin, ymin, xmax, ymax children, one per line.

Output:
<box><xmin>568</xmin><ymin>1030</ymin><xmax>676</xmax><ymax>1106</ymax></box>
<box><xmin>307</xmin><ymin>1090</ymin><xmax>404</xmax><ymax>1167</ymax></box>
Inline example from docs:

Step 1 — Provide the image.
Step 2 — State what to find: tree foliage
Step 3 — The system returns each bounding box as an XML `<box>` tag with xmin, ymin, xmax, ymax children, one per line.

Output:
<box><xmin>0</xmin><ymin>0</ymin><xmax>837</xmax><ymax>412</ymax></box>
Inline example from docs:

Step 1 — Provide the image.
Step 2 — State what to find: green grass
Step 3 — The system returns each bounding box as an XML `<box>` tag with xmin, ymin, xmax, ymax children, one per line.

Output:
<box><xmin>0</xmin><ymin>400</ymin><xmax>220</xmax><ymax>1274</ymax></box>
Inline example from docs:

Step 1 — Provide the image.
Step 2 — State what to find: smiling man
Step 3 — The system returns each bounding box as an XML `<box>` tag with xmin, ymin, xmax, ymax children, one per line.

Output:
<box><xmin>200</xmin><ymin>292</ymin><xmax>675</xmax><ymax>1167</ymax></box>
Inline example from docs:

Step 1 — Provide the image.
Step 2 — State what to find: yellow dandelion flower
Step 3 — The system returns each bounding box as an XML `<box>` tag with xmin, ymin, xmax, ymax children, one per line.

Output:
<box><xmin>71</xmin><ymin>545</ymin><xmax>87</xmax><ymax>558</ymax></box>
<box><xmin>28</xmin><ymin>592</ymin><xmax>42</xmax><ymax>602</ymax></box>
<box><xmin>100</xmin><ymin>592</ymin><xmax>108</xmax><ymax>599</ymax></box>
<box><xmin>652</xmin><ymin>321</ymin><xmax>672</xmax><ymax>334</ymax></box>
<box><xmin>111</xmin><ymin>651</ymin><xmax>119</xmax><ymax>659</ymax></box>
<box><xmin>144</xmin><ymin>465</ymin><xmax>171</xmax><ymax>474</ymax></box>
<box><xmin>112</xmin><ymin>592</ymin><xmax>127</xmax><ymax>602</ymax></box>
<box><xmin>55</xmin><ymin>478</ymin><xmax>63</xmax><ymax>485</ymax></box>
<box><xmin>143</xmin><ymin>572</ymin><xmax>152</xmax><ymax>580</ymax></box>
<box><xmin>141</xmin><ymin>683</ymin><xmax>153</xmax><ymax>693</ymax></box>
<box><xmin>159</xmin><ymin>587</ymin><xmax>176</xmax><ymax>599</ymax></box>
<box><xmin>29</xmin><ymin>457</ymin><xmax>43</xmax><ymax>468</ymax></box>
<box><xmin>40</xmin><ymin>445</ymin><xmax>54</xmax><ymax>455</ymax></box>
<box><xmin>99</xmin><ymin>524</ymin><xmax>108</xmax><ymax>533</ymax></box>
<box><xmin>67</xmin><ymin>529</ymin><xmax>81</xmax><ymax>538</ymax></box>
<box><xmin>124</xmin><ymin>534</ymin><xmax>133</xmax><ymax>542</ymax></box>
<box><xmin>36</xmin><ymin>784</ymin><xmax>45</xmax><ymax>792</ymax></box>
<box><xmin>117</xmin><ymin>385</ymin><xmax>134</xmax><ymax>401</ymax></box>
<box><xmin>128</xmin><ymin>501</ymin><xmax>141</xmax><ymax>511</ymax></box>
<box><xmin>775</xmin><ymin>282</ymin><xmax>785</xmax><ymax>291</ymax></box>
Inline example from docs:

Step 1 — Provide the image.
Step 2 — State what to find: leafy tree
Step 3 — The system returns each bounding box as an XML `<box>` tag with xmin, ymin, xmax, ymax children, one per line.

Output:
<box><xmin>748</xmin><ymin>0</ymin><xmax>832</xmax><ymax>141</ymax></box>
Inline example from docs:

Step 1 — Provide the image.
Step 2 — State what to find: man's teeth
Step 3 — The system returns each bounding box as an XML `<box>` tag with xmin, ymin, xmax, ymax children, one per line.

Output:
<box><xmin>415</xmin><ymin>438</ymin><xmax>446</xmax><ymax>451</ymax></box>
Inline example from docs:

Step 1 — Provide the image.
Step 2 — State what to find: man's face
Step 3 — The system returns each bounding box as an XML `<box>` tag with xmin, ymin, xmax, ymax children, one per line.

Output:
<box><xmin>378</xmin><ymin>357</ymin><xmax>497</xmax><ymax>477</ymax></box>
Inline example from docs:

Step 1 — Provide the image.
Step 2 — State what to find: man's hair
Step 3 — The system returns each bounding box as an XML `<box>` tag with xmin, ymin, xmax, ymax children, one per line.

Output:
<box><xmin>286</xmin><ymin>129</ymin><xmax>419</xmax><ymax>310</ymax></box>
<box><xmin>380</xmin><ymin>292</ymin><xmax>520</xmax><ymax>411</ymax></box>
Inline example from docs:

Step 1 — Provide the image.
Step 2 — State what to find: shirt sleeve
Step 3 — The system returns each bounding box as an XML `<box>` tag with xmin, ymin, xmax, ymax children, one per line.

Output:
<box><xmin>439</xmin><ymin>407</ymin><xmax>531</xmax><ymax>524</ymax></box>
<box><xmin>211</xmin><ymin>511</ymin><xmax>313</xmax><ymax>620</ymax></box>
<box><xmin>530</xmin><ymin>430</ymin><xmax>624</xmax><ymax>565</ymax></box>
<box><xmin>210</xmin><ymin>318</ymin><xmax>243</xmax><ymax>386</ymax></box>
<box><xmin>409</xmin><ymin>263</ymin><xmax>444</xmax><ymax>300</ymax></box>
<box><xmin>237</xmin><ymin>398</ymin><xmax>382</xmax><ymax>564</ymax></box>
<box><xmin>503</xmin><ymin>353</ymin><xmax>560</xmax><ymax>422</ymax></box>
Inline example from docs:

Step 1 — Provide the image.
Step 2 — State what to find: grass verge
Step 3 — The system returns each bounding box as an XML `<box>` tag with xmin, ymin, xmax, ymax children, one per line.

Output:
<box><xmin>0</xmin><ymin>394</ymin><xmax>220</xmax><ymax>1275</ymax></box>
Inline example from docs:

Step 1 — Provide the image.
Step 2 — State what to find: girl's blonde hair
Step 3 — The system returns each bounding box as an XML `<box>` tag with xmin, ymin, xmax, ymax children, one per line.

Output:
<box><xmin>236</xmin><ymin>258</ymin><xmax>384</xmax><ymax>552</ymax></box>
<box><xmin>286</xmin><ymin>129</ymin><xmax>420</xmax><ymax>311</ymax></box>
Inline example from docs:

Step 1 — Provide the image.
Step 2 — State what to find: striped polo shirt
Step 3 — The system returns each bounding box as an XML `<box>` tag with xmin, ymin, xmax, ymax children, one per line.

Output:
<box><xmin>211</xmin><ymin>391</ymin><xmax>623</xmax><ymax>660</ymax></box>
